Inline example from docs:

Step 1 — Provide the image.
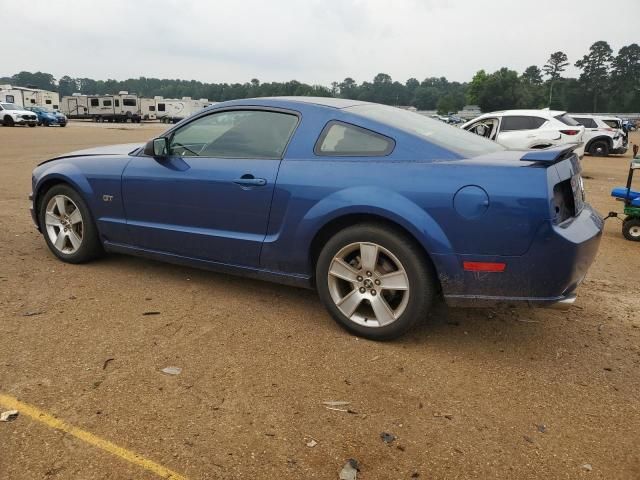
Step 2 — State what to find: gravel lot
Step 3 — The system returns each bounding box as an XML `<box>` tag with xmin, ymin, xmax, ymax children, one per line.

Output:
<box><xmin>1</xmin><ymin>122</ymin><xmax>639</xmax><ymax>479</ymax></box>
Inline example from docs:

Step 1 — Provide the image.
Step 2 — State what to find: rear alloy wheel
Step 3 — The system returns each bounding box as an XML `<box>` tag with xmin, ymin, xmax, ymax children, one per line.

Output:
<box><xmin>623</xmin><ymin>218</ymin><xmax>640</xmax><ymax>242</ymax></box>
<box><xmin>589</xmin><ymin>140</ymin><xmax>609</xmax><ymax>157</ymax></box>
<box><xmin>3</xmin><ymin>115</ymin><xmax>14</xmax><ymax>126</ymax></box>
<box><xmin>316</xmin><ymin>224</ymin><xmax>435</xmax><ymax>340</ymax></box>
<box><xmin>39</xmin><ymin>185</ymin><xmax>103</xmax><ymax>263</ymax></box>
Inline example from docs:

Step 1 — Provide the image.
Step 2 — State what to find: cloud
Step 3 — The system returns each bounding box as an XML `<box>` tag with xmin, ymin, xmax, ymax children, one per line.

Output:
<box><xmin>3</xmin><ymin>0</ymin><xmax>639</xmax><ymax>85</ymax></box>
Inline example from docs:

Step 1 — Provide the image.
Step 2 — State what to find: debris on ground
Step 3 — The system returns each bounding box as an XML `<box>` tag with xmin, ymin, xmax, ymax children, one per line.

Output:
<box><xmin>142</xmin><ymin>311</ymin><xmax>161</xmax><ymax>316</ymax></box>
<box><xmin>323</xmin><ymin>401</ymin><xmax>350</xmax><ymax>406</ymax></box>
<box><xmin>523</xmin><ymin>435</ymin><xmax>534</xmax><ymax>444</ymax></box>
<box><xmin>306</xmin><ymin>438</ymin><xmax>318</xmax><ymax>448</ymax></box>
<box><xmin>102</xmin><ymin>358</ymin><xmax>115</xmax><ymax>370</ymax></box>
<box><xmin>380</xmin><ymin>432</ymin><xmax>396</xmax><ymax>444</ymax></box>
<box><xmin>0</xmin><ymin>410</ymin><xmax>19</xmax><ymax>422</ymax></box>
<box><xmin>161</xmin><ymin>366</ymin><xmax>182</xmax><ymax>375</ymax></box>
<box><xmin>581</xmin><ymin>463</ymin><xmax>593</xmax><ymax>472</ymax></box>
<box><xmin>537</xmin><ymin>424</ymin><xmax>547</xmax><ymax>433</ymax></box>
<box><xmin>339</xmin><ymin>459</ymin><xmax>359</xmax><ymax>480</ymax></box>
<box><xmin>22</xmin><ymin>310</ymin><xmax>44</xmax><ymax>317</ymax></box>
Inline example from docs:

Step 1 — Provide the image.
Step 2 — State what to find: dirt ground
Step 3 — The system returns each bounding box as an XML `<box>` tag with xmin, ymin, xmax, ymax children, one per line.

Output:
<box><xmin>0</xmin><ymin>122</ymin><xmax>639</xmax><ymax>480</ymax></box>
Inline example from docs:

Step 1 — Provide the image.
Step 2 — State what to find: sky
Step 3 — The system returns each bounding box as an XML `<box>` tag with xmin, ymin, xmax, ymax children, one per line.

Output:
<box><xmin>3</xmin><ymin>0</ymin><xmax>639</xmax><ymax>86</ymax></box>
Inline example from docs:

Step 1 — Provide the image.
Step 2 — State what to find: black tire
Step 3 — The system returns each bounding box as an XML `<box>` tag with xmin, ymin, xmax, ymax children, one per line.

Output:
<box><xmin>622</xmin><ymin>218</ymin><xmax>640</xmax><ymax>242</ymax></box>
<box><xmin>4</xmin><ymin>115</ymin><xmax>14</xmax><ymax>126</ymax></box>
<box><xmin>60</xmin><ymin>123</ymin><xmax>66</xmax><ymax>127</ymax></box>
<box><xmin>38</xmin><ymin>184</ymin><xmax>104</xmax><ymax>263</ymax></box>
<box><xmin>589</xmin><ymin>140</ymin><xmax>610</xmax><ymax>157</ymax></box>
<box><xmin>315</xmin><ymin>223</ymin><xmax>436</xmax><ymax>340</ymax></box>
<box><xmin>28</xmin><ymin>123</ymin><xmax>36</xmax><ymax>128</ymax></box>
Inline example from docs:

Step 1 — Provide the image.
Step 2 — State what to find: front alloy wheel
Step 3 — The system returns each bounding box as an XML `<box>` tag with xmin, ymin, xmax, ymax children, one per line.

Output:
<box><xmin>45</xmin><ymin>195</ymin><xmax>84</xmax><ymax>254</ymax></box>
<box><xmin>317</xmin><ymin>224</ymin><xmax>436</xmax><ymax>340</ymax></box>
<box><xmin>39</xmin><ymin>184</ymin><xmax>103</xmax><ymax>263</ymax></box>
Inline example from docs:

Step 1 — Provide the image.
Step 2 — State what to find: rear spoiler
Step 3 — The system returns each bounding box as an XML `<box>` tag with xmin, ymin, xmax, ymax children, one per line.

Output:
<box><xmin>520</xmin><ymin>144</ymin><xmax>579</xmax><ymax>164</ymax></box>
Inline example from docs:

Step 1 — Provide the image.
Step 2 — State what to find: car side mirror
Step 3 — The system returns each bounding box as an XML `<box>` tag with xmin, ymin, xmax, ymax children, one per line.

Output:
<box><xmin>144</xmin><ymin>137</ymin><xmax>169</xmax><ymax>157</ymax></box>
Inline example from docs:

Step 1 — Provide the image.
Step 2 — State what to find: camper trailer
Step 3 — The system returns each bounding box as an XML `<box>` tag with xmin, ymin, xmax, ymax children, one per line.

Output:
<box><xmin>61</xmin><ymin>92</ymin><xmax>141</xmax><ymax>122</ymax></box>
<box><xmin>140</xmin><ymin>97</ymin><xmax>158</xmax><ymax>120</ymax></box>
<box><xmin>155</xmin><ymin>97</ymin><xmax>211</xmax><ymax>123</ymax></box>
<box><xmin>0</xmin><ymin>85</ymin><xmax>60</xmax><ymax>110</ymax></box>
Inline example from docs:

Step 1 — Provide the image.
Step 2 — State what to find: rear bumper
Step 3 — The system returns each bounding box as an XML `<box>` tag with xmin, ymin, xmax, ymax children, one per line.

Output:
<box><xmin>436</xmin><ymin>204</ymin><xmax>603</xmax><ymax>309</ymax></box>
<box><xmin>611</xmin><ymin>146</ymin><xmax>628</xmax><ymax>155</ymax></box>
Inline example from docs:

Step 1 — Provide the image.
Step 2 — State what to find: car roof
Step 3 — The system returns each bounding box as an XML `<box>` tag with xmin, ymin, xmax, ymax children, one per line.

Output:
<box><xmin>484</xmin><ymin>109</ymin><xmax>566</xmax><ymax>117</ymax></box>
<box><xmin>213</xmin><ymin>96</ymin><xmax>371</xmax><ymax>110</ymax></box>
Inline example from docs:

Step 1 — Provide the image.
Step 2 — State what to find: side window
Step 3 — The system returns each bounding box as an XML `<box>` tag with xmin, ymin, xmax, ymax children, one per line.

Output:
<box><xmin>115</xmin><ymin>99</ymin><xmax>120</xmax><ymax>107</ymax></box>
<box><xmin>103</xmin><ymin>99</ymin><xmax>112</xmax><ymax>106</ymax></box>
<box><xmin>157</xmin><ymin>103</ymin><xmax>165</xmax><ymax>111</ymax></box>
<box><xmin>30</xmin><ymin>99</ymin><xmax>36</xmax><ymax>104</ymax></box>
<box><xmin>602</xmin><ymin>119</ymin><xmax>620</xmax><ymax>129</ymax></box>
<box><xmin>169</xmin><ymin>110</ymin><xmax>298</xmax><ymax>159</ymax></box>
<box><xmin>500</xmin><ymin>116</ymin><xmax>545</xmax><ymax>132</ymax></box>
<box><xmin>149</xmin><ymin>106</ymin><xmax>156</xmax><ymax>111</ymax></box>
<box><xmin>53</xmin><ymin>105</ymin><xmax>58</xmax><ymax>109</ymax></box>
<box><xmin>90</xmin><ymin>99</ymin><xmax>99</xmax><ymax>107</ymax></box>
<box><xmin>45</xmin><ymin>99</ymin><xmax>52</xmax><ymax>104</ymax></box>
<box><xmin>574</xmin><ymin>117</ymin><xmax>597</xmax><ymax>128</ymax></box>
<box><xmin>5</xmin><ymin>95</ymin><xmax>14</xmax><ymax>103</ymax></box>
<box><xmin>315</xmin><ymin>121</ymin><xmax>394</xmax><ymax>156</ymax></box>
<box><xmin>123</xmin><ymin>98</ymin><xmax>136</xmax><ymax>106</ymax></box>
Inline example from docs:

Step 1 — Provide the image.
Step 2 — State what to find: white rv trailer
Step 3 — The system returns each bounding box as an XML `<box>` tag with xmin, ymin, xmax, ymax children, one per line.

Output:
<box><xmin>61</xmin><ymin>92</ymin><xmax>141</xmax><ymax>122</ymax></box>
<box><xmin>155</xmin><ymin>97</ymin><xmax>211</xmax><ymax>123</ymax></box>
<box><xmin>0</xmin><ymin>85</ymin><xmax>60</xmax><ymax>109</ymax></box>
<box><xmin>140</xmin><ymin>97</ymin><xmax>158</xmax><ymax>120</ymax></box>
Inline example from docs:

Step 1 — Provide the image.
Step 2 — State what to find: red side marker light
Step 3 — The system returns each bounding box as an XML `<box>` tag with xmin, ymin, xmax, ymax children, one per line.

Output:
<box><xmin>463</xmin><ymin>261</ymin><xmax>506</xmax><ymax>272</ymax></box>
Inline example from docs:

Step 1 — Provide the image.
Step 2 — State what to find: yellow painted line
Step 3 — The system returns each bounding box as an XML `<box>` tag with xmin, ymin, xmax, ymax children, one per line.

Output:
<box><xmin>0</xmin><ymin>393</ymin><xmax>188</xmax><ymax>480</ymax></box>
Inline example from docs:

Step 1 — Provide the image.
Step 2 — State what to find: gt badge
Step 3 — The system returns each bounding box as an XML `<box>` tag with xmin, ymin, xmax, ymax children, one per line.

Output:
<box><xmin>102</xmin><ymin>194</ymin><xmax>114</xmax><ymax>202</ymax></box>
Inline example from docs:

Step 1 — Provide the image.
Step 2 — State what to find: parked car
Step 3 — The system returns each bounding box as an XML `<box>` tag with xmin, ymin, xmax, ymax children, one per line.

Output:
<box><xmin>29</xmin><ymin>98</ymin><xmax>603</xmax><ymax>339</ymax></box>
<box><xmin>571</xmin><ymin>114</ymin><xmax>627</xmax><ymax>156</ymax></box>
<box><xmin>461</xmin><ymin>109</ymin><xmax>586</xmax><ymax>158</ymax></box>
<box><xmin>0</xmin><ymin>102</ymin><xmax>37</xmax><ymax>127</ymax></box>
<box><xmin>25</xmin><ymin>106</ymin><xmax>67</xmax><ymax>127</ymax></box>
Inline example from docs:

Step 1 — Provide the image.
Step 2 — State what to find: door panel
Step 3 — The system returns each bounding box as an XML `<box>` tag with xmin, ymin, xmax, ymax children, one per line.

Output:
<box><xmin>122</xmin><ymin>155</ymin><xmax>279</xmax><ymax>267</ymax></box>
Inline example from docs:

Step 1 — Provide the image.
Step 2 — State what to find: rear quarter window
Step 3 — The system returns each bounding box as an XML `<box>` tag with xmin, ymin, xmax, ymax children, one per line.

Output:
<box><xmin>602</xmin><ymin>119</ymin><xmax>621</xmax><ymax>129</ymax></box>
<box><xmin>315</xmin><ymin>121</ymin><xmax>394</xmax><ymax>156</ymax></box>
<box><xmin>574</xmin><ymin>117</ymin><xmax>597</xmax><ymax>128</ymax></box>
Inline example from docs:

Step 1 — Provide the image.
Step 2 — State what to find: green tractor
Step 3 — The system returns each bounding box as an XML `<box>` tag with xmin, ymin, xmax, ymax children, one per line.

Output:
<box><xmin>610</xmin><ymin>144</ymin><xmax>640</xmax><ymax>241</ymax></box>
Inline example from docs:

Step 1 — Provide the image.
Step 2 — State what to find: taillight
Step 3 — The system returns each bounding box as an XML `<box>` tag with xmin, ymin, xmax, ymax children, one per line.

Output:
<box><xmin>560</xmin><ymin>129</ymin><xmax>580</xmax><ymax>135</ymax></box>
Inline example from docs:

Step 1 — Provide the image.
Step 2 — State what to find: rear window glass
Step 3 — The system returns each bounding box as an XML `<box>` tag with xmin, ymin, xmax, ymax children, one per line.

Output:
<box><xmin>602</xmin><ymin>119</ymin><xmax>621</xmax><ymax>129</ymax></box>
<box><xmin>573</xmin><ymin>117</ymin><xmax>597</xmax><ymax>128</ymax></box>
<box><xmin>315</xmin><ymin>121</ymin><xmax>394</xmax><ymax>156</ymax></box>
<box><xmin>555</xmin><ymin>114</ymin><xmax>580</xmax><ymax>126</ymax></box>
<box><xmin>347</xmin><ymin>104</ymin><xmax>504</xmax><ymax>158</ymax></box>
<box><xmin>500</xmin><ymin>116</ymin><xmax>546</xmax><ymax>131</ymax></box>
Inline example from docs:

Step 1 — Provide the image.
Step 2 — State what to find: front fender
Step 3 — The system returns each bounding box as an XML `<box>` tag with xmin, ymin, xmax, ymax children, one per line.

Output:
<box><xmin>33</xmin><ymin>163</ymin><xmax>96</xmax><ymax>213</ymax></box>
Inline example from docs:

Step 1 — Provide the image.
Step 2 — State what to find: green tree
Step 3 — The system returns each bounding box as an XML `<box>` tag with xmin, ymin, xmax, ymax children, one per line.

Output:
<box><xmin>542</xmin><ymin>51</ymin><xmax>569</xmax><ymax>107</ymax></box>
<box><xmin>610</xmin><ymin>43</ymin><xmax>640</xmax><ymax>111</ymax></box>
<box><xmin>575</xmin><ymin>41</ymin><xmax>613</xmax><ymax>111</ymax></box>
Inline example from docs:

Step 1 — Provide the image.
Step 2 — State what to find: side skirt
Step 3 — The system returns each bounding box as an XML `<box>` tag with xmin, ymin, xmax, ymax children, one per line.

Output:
<box><xmin>103</xmin><ymin>241</ymin><xmax>313</xmax><ymax>289</ymax></box>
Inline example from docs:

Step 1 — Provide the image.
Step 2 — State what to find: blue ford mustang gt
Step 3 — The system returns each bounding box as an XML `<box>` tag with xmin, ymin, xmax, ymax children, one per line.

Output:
<box><xmin>30</xmin><ymin>97</ymin><xmax>603</xmax><ymax>339</ymax></box>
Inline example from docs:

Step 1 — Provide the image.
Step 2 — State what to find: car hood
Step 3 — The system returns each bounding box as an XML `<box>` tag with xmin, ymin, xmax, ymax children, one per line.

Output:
<box><xmin>38</xmin><ymin>143</ymin><xmax>144</xmax><ymax>165</ymax></box>
<box><xmin>8</xmin><ymin>109</ymin><xmax>35</xmax><ymax>116</ymax></box>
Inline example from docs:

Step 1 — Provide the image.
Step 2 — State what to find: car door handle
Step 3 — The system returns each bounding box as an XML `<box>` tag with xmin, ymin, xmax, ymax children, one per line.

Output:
<box><xmin>233</xmin><ymin>175</ymin><xmax>267</xmax><ymax>187</ymax></box>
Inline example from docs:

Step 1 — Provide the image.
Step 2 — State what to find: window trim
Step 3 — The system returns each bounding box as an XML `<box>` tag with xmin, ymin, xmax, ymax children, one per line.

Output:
<box><xmin>313</xmin><ymin>120</ymin><xmax>395</xmax><ymax>157</ymax></box>
<box><xmin>163</xmin><ymin>106</ymin><xmax>302</xmax><ymax>161</ymax></box>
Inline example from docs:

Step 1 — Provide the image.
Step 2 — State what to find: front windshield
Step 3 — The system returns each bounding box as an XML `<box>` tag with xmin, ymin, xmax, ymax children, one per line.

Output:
<box><xmin>1</xmin><ymin>103</ymin><xmax>21</xmax><ymax>111</ymax></box>
<box><xmin>347</xmin><ymin>104</ymin><xmax>505</xmax><ymax>158</ymax></box>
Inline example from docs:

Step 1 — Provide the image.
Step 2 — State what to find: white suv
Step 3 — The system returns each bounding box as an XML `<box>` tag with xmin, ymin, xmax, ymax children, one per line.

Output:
<box><xmin>0</xmin><ymin>102</ymin><xmax>37</xmax><ymax>127</ymax></box>
<box><xmin>571</xmin><ymin>114</ymin><xmax>628</xmax><ymax>156</ymax></box>
<box><xmin>461</xmin><ymin>109</ymin><xmax>585</xmax><ymax>158</ymax></box>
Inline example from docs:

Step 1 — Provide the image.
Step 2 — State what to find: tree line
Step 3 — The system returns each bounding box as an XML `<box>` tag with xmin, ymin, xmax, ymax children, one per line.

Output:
<box><xmin>2</xmin><ymin>41</ymin><xmax>638</xmax><ymax>114</ymax></box>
